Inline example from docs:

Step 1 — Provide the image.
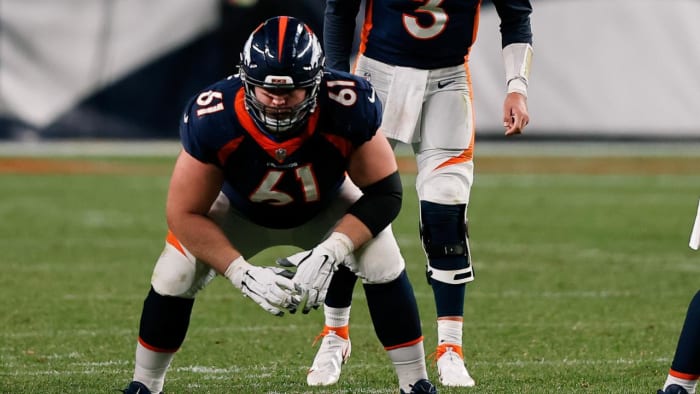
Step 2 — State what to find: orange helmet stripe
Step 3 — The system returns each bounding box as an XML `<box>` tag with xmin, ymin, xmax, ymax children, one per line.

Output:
<box><xmin>277</xmin><ymin>16</ymin><xmax>288</xmax><ymax>62</ymax></box>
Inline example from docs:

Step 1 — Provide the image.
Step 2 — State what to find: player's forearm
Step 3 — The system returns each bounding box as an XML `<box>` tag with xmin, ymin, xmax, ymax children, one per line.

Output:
<box><xmin>333</xmin><ymin>214</ymin><xmax>373</xmax><ymax>250</ymax></box>
<box><xmin>167</xmin><ymin>213</ymin><xmax>240</xmax><ymax>274</ymax></box>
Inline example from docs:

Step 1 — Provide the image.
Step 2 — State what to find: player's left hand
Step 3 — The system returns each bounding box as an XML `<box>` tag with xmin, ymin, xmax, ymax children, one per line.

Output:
<box><xmin>503</xmin><ymin>92</ymin><xmax>529</xmax><ymax>136</ymax></box>
<box><xmin>276</xmin><ymin>232</ymin><xmax>354</xmax><ymax>314</ymax></box>
<box><xmin>226</xmin><ymin>257</ymin><xmax>300</xmax><ymax>316</ymax></box>
<box><xmin>241</xmin><ymin>266</ymin><xmax>300</xmax><ymax>315</ymax></box>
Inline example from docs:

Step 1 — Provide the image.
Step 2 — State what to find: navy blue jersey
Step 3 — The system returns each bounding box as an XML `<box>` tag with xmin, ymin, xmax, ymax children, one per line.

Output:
<box><xmin>179</xmin><ymin>69</ymin><xmax>381</xmax><ymax>229</ymax></box>
<box><xmin>324</xmin><ymin>0</ymin><xmax>533</xmax><ymax>70</ymax></box>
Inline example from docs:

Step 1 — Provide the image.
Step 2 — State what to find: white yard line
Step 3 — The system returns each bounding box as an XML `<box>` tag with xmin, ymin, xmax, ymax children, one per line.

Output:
<box><xmin>0</xmin><ymin>356</ymin><xmax>673</xmax><ymax>377</ymax></box>
<box><xmin>0</xmin><ymin>316</ymin><xmax>680</xmax><ymax>340</ymax></box>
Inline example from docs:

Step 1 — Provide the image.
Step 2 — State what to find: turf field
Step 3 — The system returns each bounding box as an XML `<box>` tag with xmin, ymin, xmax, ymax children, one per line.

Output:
<box><xmin>1</xmin><ymin>142</ymin><xmax>699</xmax><ymax>393</ymax></box>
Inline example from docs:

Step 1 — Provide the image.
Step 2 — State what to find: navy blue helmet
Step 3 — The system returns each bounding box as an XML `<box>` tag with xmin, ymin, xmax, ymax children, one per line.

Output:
<box><xmin>239</xmin><ymin>16</ymin><xmax>325</xmax><ymax>138</ymax></box>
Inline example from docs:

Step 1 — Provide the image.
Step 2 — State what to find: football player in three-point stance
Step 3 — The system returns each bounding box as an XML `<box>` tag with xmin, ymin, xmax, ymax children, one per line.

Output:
<box><xmin>307</xmin><ymin>0</ymin><xmax>534</xmax><ymax>388</ymax></box>
<box><xmin>121</xmin><ymin>16</ymin><xmax>436</xmax><ymax>394</ymax></box>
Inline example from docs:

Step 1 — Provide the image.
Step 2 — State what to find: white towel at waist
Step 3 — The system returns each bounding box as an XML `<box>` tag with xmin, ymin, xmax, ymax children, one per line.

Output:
<box><xmin>380</xmin><ymin>66</ymin><xmax>428</xmax><ymax>144</ymax></box>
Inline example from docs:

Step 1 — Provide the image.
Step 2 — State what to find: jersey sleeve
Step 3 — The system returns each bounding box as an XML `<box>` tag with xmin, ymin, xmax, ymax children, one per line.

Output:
<box><xmin>178</xmin><ymin>82</ymin><xmax>237</xmax><ymax>166</ymax></box>
<box><xmin>353</xmin><ymin>77</ymin><xmax>382</xmax><ymax>143</ymax></box>
<box><xmin>179</xmin><ymin>96</ymin><xmax>212</xmax><ymax>164</ymax></box>
<box><xmin>323</xmin><ymin>0</ymin><xmax>362</xmax><ymax>72</ymax></box>
<box><xmin>327</xmin><ymin>71</ymin><xmax>382</xmax><ymax>146</ymax></box>
<box><xmin>492</xmin><ymin>0</ymin><xmax>534</xmax><ymax>47</ymax></box>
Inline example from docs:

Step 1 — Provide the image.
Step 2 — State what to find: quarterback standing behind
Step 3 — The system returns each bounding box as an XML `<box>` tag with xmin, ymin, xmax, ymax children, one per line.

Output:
<box><xmin>306</xmin><ymin>0</ymin><xmax>534</xmax><ymax>388</ymax></box>
<box><xmin>121</xmin><ymin>16</ymin><xmax>436</xmax><ymax>394</ymax></box>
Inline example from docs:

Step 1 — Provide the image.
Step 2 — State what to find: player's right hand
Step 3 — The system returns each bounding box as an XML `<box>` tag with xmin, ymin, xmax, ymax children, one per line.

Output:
<box><xmin>226</xmin><ymin>257</ymin><xmax>299</xmax><ymax>316</ymax></box>
<box><xmin>503</xmin><ymin>92</ymin><xmax>529</xmax><ymax>136</ymax></box>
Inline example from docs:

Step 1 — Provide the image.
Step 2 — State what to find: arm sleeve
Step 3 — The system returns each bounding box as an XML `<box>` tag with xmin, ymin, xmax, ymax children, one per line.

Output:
<box><xmin>492</xmin><ymin>0</ymin><xmax>534</xmax><ymax>47</ymax></box>
<box><xmin>324</xmin><ymin>0</ymin><xmax>363</xmax><ymax>72</ymax></box>
<box><xmin>347</xmin><ymin>171</ymin><xmax>403</xmax><ymax>237</ymax></box>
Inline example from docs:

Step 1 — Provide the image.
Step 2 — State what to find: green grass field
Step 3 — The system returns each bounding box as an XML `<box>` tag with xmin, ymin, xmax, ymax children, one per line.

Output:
<box><xmin>1</xmin><ymin>147</ymin><xmax>699</xmax><ymax>393</ymax></box>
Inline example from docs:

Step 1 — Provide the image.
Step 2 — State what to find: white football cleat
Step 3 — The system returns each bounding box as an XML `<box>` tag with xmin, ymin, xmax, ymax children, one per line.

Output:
<box><xmin>307</xmin><ymin>331</ymin><xmax>351</xmax><ymax>386</ymax></box>
<box><xmin>435</xmin><ymin>344</ymin><xmax>475</xmax><ymax>387</ymax></box>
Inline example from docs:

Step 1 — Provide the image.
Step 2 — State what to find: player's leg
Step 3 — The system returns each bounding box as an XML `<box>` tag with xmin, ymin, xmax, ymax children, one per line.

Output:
<box><xmin>304</xmin><ymin>177</ymin><xmax>431</xmax><ymax>390</ymax></box>
<box><xmin>307</xmin><ymin>55</ymin><xmax>403</xmax><ymax>381</ymax></box>
<box><xmin>304</xmin><ymin>179</ymin><xmax>363</xmax><ymax>386</ymax></box>
<box><xmin>124</xmin><ymin>192</ymin><xmax>265</xmax><ymax>393</ymax></box>
<box><xmin>124</xmin><ymin>233</ymin><xmax>217</xmax><ymax>394</ymax></box>
<box><xmin>415</xmin><ymin>64</ymin><xmax>476</xmax><ymax>387</ymax></box>
<box><xmin>356</xmin><ymin>226</ymin><xmax>436</xmax><ymax>393</ymax></box>
<box><xmin>323</xmin><ymin>264</ymin><xmax>357</xmax><ymax>340</ymax></box>
<box><xmin>419</xmin><ymin>197</ymin><xmax>475</xmax><ymax>387</ymax></box>
<box><xmin>659</xmin><ymin>290</ymin><xmax>700</xmax><ymax>394</ymax></box>
<box><xmin>305</xmin><ymin>265</ymin><xmax>357</xmax><ymax>386</ymax></box>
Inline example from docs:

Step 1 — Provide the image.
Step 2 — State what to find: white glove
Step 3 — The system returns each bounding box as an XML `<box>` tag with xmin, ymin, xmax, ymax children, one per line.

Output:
<box><xmin>225</xmin><ymin>256</ymin><xmax>299</xmax><ymax>316</ymax></box>
<box><xmin>277</xmin><ymin>232</ymin><xmax>354</xmax><ymax>313</ymax></box>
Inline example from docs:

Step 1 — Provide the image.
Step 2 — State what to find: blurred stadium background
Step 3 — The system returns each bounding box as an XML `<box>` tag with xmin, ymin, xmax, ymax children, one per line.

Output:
<box><xmin>2</xmin><ymin>0</ymin><xmax>699</xmax><ymax>142</ymax></box>
<box><xmin>2</xmin><ymin>1</ymin><xmax>700</xmax><ymax>393</ymax></box>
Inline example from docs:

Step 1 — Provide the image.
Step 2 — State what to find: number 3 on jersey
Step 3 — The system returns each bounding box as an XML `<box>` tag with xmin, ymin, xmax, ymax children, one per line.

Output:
<box><xmin>404</xmin><ymin>0</ymin><xmax>447</xmax><ymax>39</ymax></box>
<box><xmin>250</xmin><ymin>164</ymin><xmax>319</xmax><ymax>206</ymax></box>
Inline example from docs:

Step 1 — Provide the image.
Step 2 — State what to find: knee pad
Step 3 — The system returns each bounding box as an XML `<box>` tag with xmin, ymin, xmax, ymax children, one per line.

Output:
<box><xmin>151</xmin><ymin>241</ymin><xmax>216</xmax><ymax>298</ymax></box>
<box><xmin>354</xmin><ymin>225</ymin><xmax>405</xmax><ymax>284</ymax></box>
<box><xmin>415</xmin><ymin>150</ymin><xmax>473</xmax><ymax>204</ymax></box>
<box><xmin>420</xmin><ymin>201</ymin><xmax>474</xmax><ymax>284</ymax></box>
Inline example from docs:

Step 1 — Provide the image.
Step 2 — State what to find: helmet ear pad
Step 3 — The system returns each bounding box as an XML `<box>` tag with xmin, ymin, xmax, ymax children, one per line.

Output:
<box><xmin>238</xmin><ymin>16</ymin><xmax>325</xmax><ymax>139</ymax></box>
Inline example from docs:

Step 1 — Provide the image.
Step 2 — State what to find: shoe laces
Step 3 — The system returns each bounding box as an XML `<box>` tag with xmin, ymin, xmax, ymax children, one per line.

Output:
<box><xmin>429</xmin><ymin>343</ymin><xmax>464</xmax><ymax>364</ymax></box>
<box><xmin>312</xmin><ymin>325</ymin><xmax>349</xmax><ymax>346</ymax></box>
